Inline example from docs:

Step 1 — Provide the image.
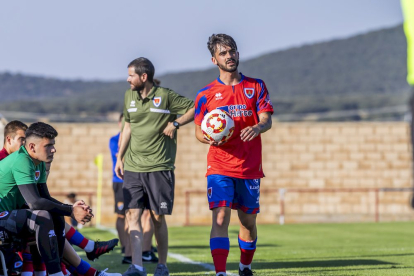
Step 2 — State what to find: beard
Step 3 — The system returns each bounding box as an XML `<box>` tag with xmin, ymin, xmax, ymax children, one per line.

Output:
<box><xmin>217</xmin><ymin>58</ymin><xmax>239</xmax><ymax>73</ymax></box>
<box><xmin>131</xmin><ymin>82</ymin><xmax>145</xmax><ymax>92</ymax></box>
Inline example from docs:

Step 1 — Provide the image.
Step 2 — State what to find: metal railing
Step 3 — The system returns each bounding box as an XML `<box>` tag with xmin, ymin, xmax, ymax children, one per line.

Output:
<box><xmin>184</xmin><ymin>187</ymin><xmax>414</xmax><ymax>226</ymax></box>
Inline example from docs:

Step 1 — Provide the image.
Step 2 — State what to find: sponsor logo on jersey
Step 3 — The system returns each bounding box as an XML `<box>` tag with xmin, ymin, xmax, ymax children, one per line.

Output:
<box><xmin>256</xmin><ymin>195</ymin><xmax>260</xmax><ymax>204</ymax></box>
<box><xmin>228</xmin><ymin>104</ymin><xmax>253</xmax><ymax>118</ymax></box>
<box><xmin>48</xmin><ymin>230</ymin><xmax>56</xmax><ymax>237</ymax></box>
<box><xmin>130</xmin><ymin>101</ymin><xmax>136</xmax><ymax>107</ymax></box>
<box><xmin>207</xmin><ymin>187</ymin><xmax>212</xmax><ymax>198</ymax></box>
<box><xmin>249</xmin><ymin>185</ymin><xmax>260</xmax><ymax>190</ymax></box>
<box><xmin>253</xmin><ymin>179</ymin><xmax>259</xmax><ymax>184</ymax></box>
<box><xmin>244</xmin><ymin>88</ymin><xmax>255</xmax><ymax>99</ymax></box>
<box><xmin>215</xmin><ymin>93</ymin><xmax>223</xmax><ymax>100</ymax></box>
<box><xmin>160</xmin><ymin>202</ymin><xmax>167</xmax><ymax>209</ymax></box>
<box><xmin>35</xmin><ymin>170</ymin><xmax>40</xmax><ymax>181</ymax></box>
<box><xmin>117</xmin><ymin>201</ymin><xmax>124</xmax><ymax>211</ymax></box>
<box><xmin>153</xmin><ymin>97</ymin><xmax>162</xmax><ymax>107</ymax></box>
<box><xmin>0</xmin><ymin>211</ymin><xmax>8</xmax><ymax>218</ymax></box>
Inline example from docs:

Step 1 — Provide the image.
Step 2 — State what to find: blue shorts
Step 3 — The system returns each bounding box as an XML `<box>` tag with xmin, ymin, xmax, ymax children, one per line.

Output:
<box><xmin>207</xmin><ymin>174</ymin><xmax>260</xmax><ymax>214</ymax></box>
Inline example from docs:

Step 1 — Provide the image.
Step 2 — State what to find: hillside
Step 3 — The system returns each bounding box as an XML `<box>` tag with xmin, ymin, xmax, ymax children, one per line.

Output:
<box><xmin>0</xmin><ymin>24</ymin><xmax>410</xmax><ymax>120</ymax></box>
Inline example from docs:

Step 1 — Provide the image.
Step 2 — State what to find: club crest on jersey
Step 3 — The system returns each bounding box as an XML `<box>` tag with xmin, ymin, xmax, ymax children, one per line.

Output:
<box><xmin>207</xmin><ymin>187</ymin><xmax>212</xmax><ymax>198</ymax></box>
<box><xmin>14</xmin><ymin>261</ymin><xmax>23</xmax><ymax>268</ymax></box>
<box><xmin>117</xmin><ymin>202</ymin><xmax>124</xmax><ymax>211</ymax></box>
<box><xmin>35</xmin><ymin>170</ymin><xmax>40</xmax><ymax>181</ymax></box>
<box><xmin>244</xmin><ymin>88</ymin><xmax>255</xmax><ymax>99</ymax></box>
<box><xmin>153</xmin><ymin>97</ymin><xmax>162</xmax><ymax>107</ymax></box>
<box><xmin>0</xmin><ymin>211</ymin><xmax>8</xmax><ymax>218</ymax></box>
<box><xmin>130</xmin><ymin>100</ymin><xmax>136</xmax><ymax>107</ymax></box>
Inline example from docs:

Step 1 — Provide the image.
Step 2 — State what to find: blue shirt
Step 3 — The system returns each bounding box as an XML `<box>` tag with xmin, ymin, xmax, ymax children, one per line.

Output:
<box><xmin>109</xmin><ymin>133</ymin><xmax>123</xmax><ymax>183</ymax></box>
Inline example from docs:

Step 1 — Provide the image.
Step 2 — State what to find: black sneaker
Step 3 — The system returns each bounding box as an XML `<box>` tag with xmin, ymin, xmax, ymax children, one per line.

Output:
<box><xmin>86</xmin><ymin>238</ymin><xmax>119</xmax><ymax>261</ymax></box>
<box><xmin>122</xmin><ymin>256</ymin><xmax>132</xmax><ymax>264</ymax></box>
<box><xmin>142</xmin><ymin>251</ymin><xmax>158</xmax><ymax>263</ymax></box>
<box><xmin>239</xmin><ymin>267</ymin><xmax>254</xmax><ymax>276</ymax></box>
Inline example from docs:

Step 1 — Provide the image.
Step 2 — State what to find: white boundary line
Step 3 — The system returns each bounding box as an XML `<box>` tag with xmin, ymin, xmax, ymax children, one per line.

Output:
<box><xmin>95</xmin><ymin>226</ymin><xmax>238</xmax><ymax>276</ymax></box>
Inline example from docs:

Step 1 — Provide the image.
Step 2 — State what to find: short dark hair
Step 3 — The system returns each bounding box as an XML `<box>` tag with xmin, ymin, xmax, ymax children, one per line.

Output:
<box><xmin>26</xmin><ymin>122</ymin><xmax>58</xmax><ymax>140</ymax></box>
<box><xmin>127</xmin><ymin>57</ymin><xmax>155</xmax><ymax>83</ymax></box>
<box><xmin>4</xmin><ymin>120</ymin><xmax>28</xmax><ymax>143</ymax></box>
<box><xmin>207</xmin><ymin>34</ymin><xmax>238</xmax><ymax>57</ymax></box>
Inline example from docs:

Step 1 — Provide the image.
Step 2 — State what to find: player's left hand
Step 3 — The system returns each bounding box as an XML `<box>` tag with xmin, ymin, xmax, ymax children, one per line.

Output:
<box><xmin>240</xmin><ymin>125</ymin><xmax>260</xmax><ymax>142</ymax></box>
<box><xmin>163</xmin><ymin>122</ymin><xmax>177</xmax><ymax>139</ymax></box>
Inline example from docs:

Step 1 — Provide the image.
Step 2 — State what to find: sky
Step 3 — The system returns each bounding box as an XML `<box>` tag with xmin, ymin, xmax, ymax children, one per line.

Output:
<box><xmin>0</xmin><ymin>0</ymin><xmax>404</xmax><ymax>81</ymax></box>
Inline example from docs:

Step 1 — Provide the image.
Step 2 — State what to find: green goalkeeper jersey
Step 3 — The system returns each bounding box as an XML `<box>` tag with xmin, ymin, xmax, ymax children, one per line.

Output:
<box><xmin>0</xmin><ymin>146</ymin><xmax>46</xmax><ymax>212</ymax></box>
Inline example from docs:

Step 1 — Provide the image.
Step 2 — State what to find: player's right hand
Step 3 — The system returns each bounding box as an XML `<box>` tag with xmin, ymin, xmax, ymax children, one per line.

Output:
<box><xmin>72</xmin><ymin>205</ymin><xmax>93</xmax><ymax>225</ymax></box>
<box><xmin>115</xmin><ymin>159</ymin><xmax>124</xmax><ymax>179</ymax></box>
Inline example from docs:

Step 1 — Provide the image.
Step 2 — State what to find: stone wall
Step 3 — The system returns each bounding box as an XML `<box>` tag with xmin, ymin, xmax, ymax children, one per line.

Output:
<box><xmin>40</xmin><ymin>122</ymin><xmax>414</xmax><ymax>226</ymax></box>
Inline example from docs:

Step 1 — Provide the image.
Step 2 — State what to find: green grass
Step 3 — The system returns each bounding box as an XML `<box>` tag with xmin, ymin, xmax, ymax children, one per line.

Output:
<box><xmin>79</xmin><ymin>222</ymin><xmax>414</xmax><ymax>275</ymax></box>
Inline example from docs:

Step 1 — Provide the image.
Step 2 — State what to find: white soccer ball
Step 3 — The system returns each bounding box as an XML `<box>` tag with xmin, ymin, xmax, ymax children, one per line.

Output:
<box><xmin>201</xmin><ymin>109</ymin><xmax>235</xmax><ymax>143</ymax></box>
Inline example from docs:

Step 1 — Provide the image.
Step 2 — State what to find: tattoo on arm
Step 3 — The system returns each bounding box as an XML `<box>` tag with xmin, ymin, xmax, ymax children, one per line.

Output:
<box><xmin>256</xmin><ymin>112</ymin><xmax>272</xmax><ymax>133</ymax></box>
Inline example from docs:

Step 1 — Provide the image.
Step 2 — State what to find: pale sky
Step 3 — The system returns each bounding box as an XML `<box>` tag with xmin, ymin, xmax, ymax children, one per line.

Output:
<box><xmin>0</xmin><ymin>0</ymin><xmax>403</xmax><ymax>81</ymax></box>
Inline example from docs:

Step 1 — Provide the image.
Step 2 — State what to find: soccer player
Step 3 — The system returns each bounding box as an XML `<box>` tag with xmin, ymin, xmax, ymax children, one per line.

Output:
<box><xmin>0</xmin><ymin>121</ymin><xmax>119</xmax><ymax>266</ymax></box>
<box><xmin>115</xmin><ymin>57</ymin><xmax>195</xmax><ymax>276</ymax></box>
<box><xmin>110</xmin><ymin>113</ymin><xmax>133</xmax><ymax>264</ymax></box>
<box><xmin>194</xmin><ymin>34</ymin><xmax>273</xmax><ymax>276</ymax></box>
<box><xmin>0</xmin><ymin>120</ymin><xmax>28</xmax><ymax>159</ymax></box>
<box><xmin>0</xmin><ymin>122</ymin><xmax>120</xmax><ymax>276</ymax></box>
<box><xmin>0</xmin><ymin>122</ymin><xmax>93</xmax><ymax>276</ymax></box>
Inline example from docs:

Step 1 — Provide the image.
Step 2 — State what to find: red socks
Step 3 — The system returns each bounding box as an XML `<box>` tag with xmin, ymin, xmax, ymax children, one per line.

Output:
<box><xmin>210</xmin><ymin>237</ymin><xmax>230</xmax><ymax>274</ymax></box>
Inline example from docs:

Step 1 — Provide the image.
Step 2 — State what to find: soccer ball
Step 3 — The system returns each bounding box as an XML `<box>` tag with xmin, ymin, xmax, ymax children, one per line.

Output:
<box><xmin>201</xmin><ymin>109</ymin><xmax>235</xmax><ymax>143</ymax></box>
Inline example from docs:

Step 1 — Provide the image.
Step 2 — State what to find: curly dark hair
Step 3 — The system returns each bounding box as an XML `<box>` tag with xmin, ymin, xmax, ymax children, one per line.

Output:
<box><xmin>207</xmin><ymin>34</ymin><xmax>238</xmax><ymax>57</ymax></box>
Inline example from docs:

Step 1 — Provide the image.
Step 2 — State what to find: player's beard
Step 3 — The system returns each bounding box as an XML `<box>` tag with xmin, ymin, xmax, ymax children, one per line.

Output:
<box><xmin>131</xmin><ymin>82</ymin><xmax>145</xmax><ymax>92</ymax></box>
<box><xmin>218</xmin><ymin>58</ymin><xmax>239</xmax><ymax>73</ymax></box>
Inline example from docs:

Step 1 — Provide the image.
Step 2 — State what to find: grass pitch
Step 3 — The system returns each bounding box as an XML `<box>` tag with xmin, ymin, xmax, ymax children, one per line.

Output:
<box><xmin>79</xmin><ymin>222</ymin><xmax>414</xmax><ymax>275</ymax></box>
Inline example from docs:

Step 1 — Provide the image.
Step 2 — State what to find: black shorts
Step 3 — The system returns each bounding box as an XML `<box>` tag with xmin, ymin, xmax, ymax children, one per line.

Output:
<box><xmin>0</xmin><ymin>210</ymin><xmax>33</xmax><ymax>245</ymax></box>
<box><xmin>113</xmin><ymin>182</ymin><xmax>125</xmax><ymax>215</ymax></box>
<box><xmin>123</xmin><ymin>170</ymin><xmax>175</xmax><ymax>215</ymax></box>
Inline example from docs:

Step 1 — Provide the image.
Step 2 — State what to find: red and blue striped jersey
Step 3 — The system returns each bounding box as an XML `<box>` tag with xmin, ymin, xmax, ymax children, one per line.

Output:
<box><xmin>194</xmin><ymin>74</ymin><xmax>274</xmax><ymax>179</ymax></box>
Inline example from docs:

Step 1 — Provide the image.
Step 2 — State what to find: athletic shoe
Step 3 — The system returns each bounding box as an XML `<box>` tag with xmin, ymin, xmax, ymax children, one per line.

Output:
<box><xmin>122</xmin><ymin>256</ymin><xmax>132</xmax><ymax>264</ymax></box>
<box><xmin>239</xmin><ymin>267</ymin><xmax>255</xmax><ymax>276</ymax></box>
<box><xmin>153</xmin><ymin>264</ymin><xmax>169</xmax><ymax>276</ymax></box>
<box><xmin>142</xmin><ymin>251</ymin><xmax>158</xmax><ymax>263</ymax></box>
<box><xmin>122</xmin><ymin>265</ymin><xmax>147</xmax><ymax>276</ymax></box>
<box><xmin>151</xmin><ymin>245</ymin><xmax>158</xmax><ymax>253</ymax></box>
<box><xmin>96</xmin><ymin>268</ymin><xmax>122</xmax><ymax>276</ymax></box>
<box><xmin>86</xmin><ymin>239</ymin><xmax>119</xmax><ymax>261</ymax></box>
